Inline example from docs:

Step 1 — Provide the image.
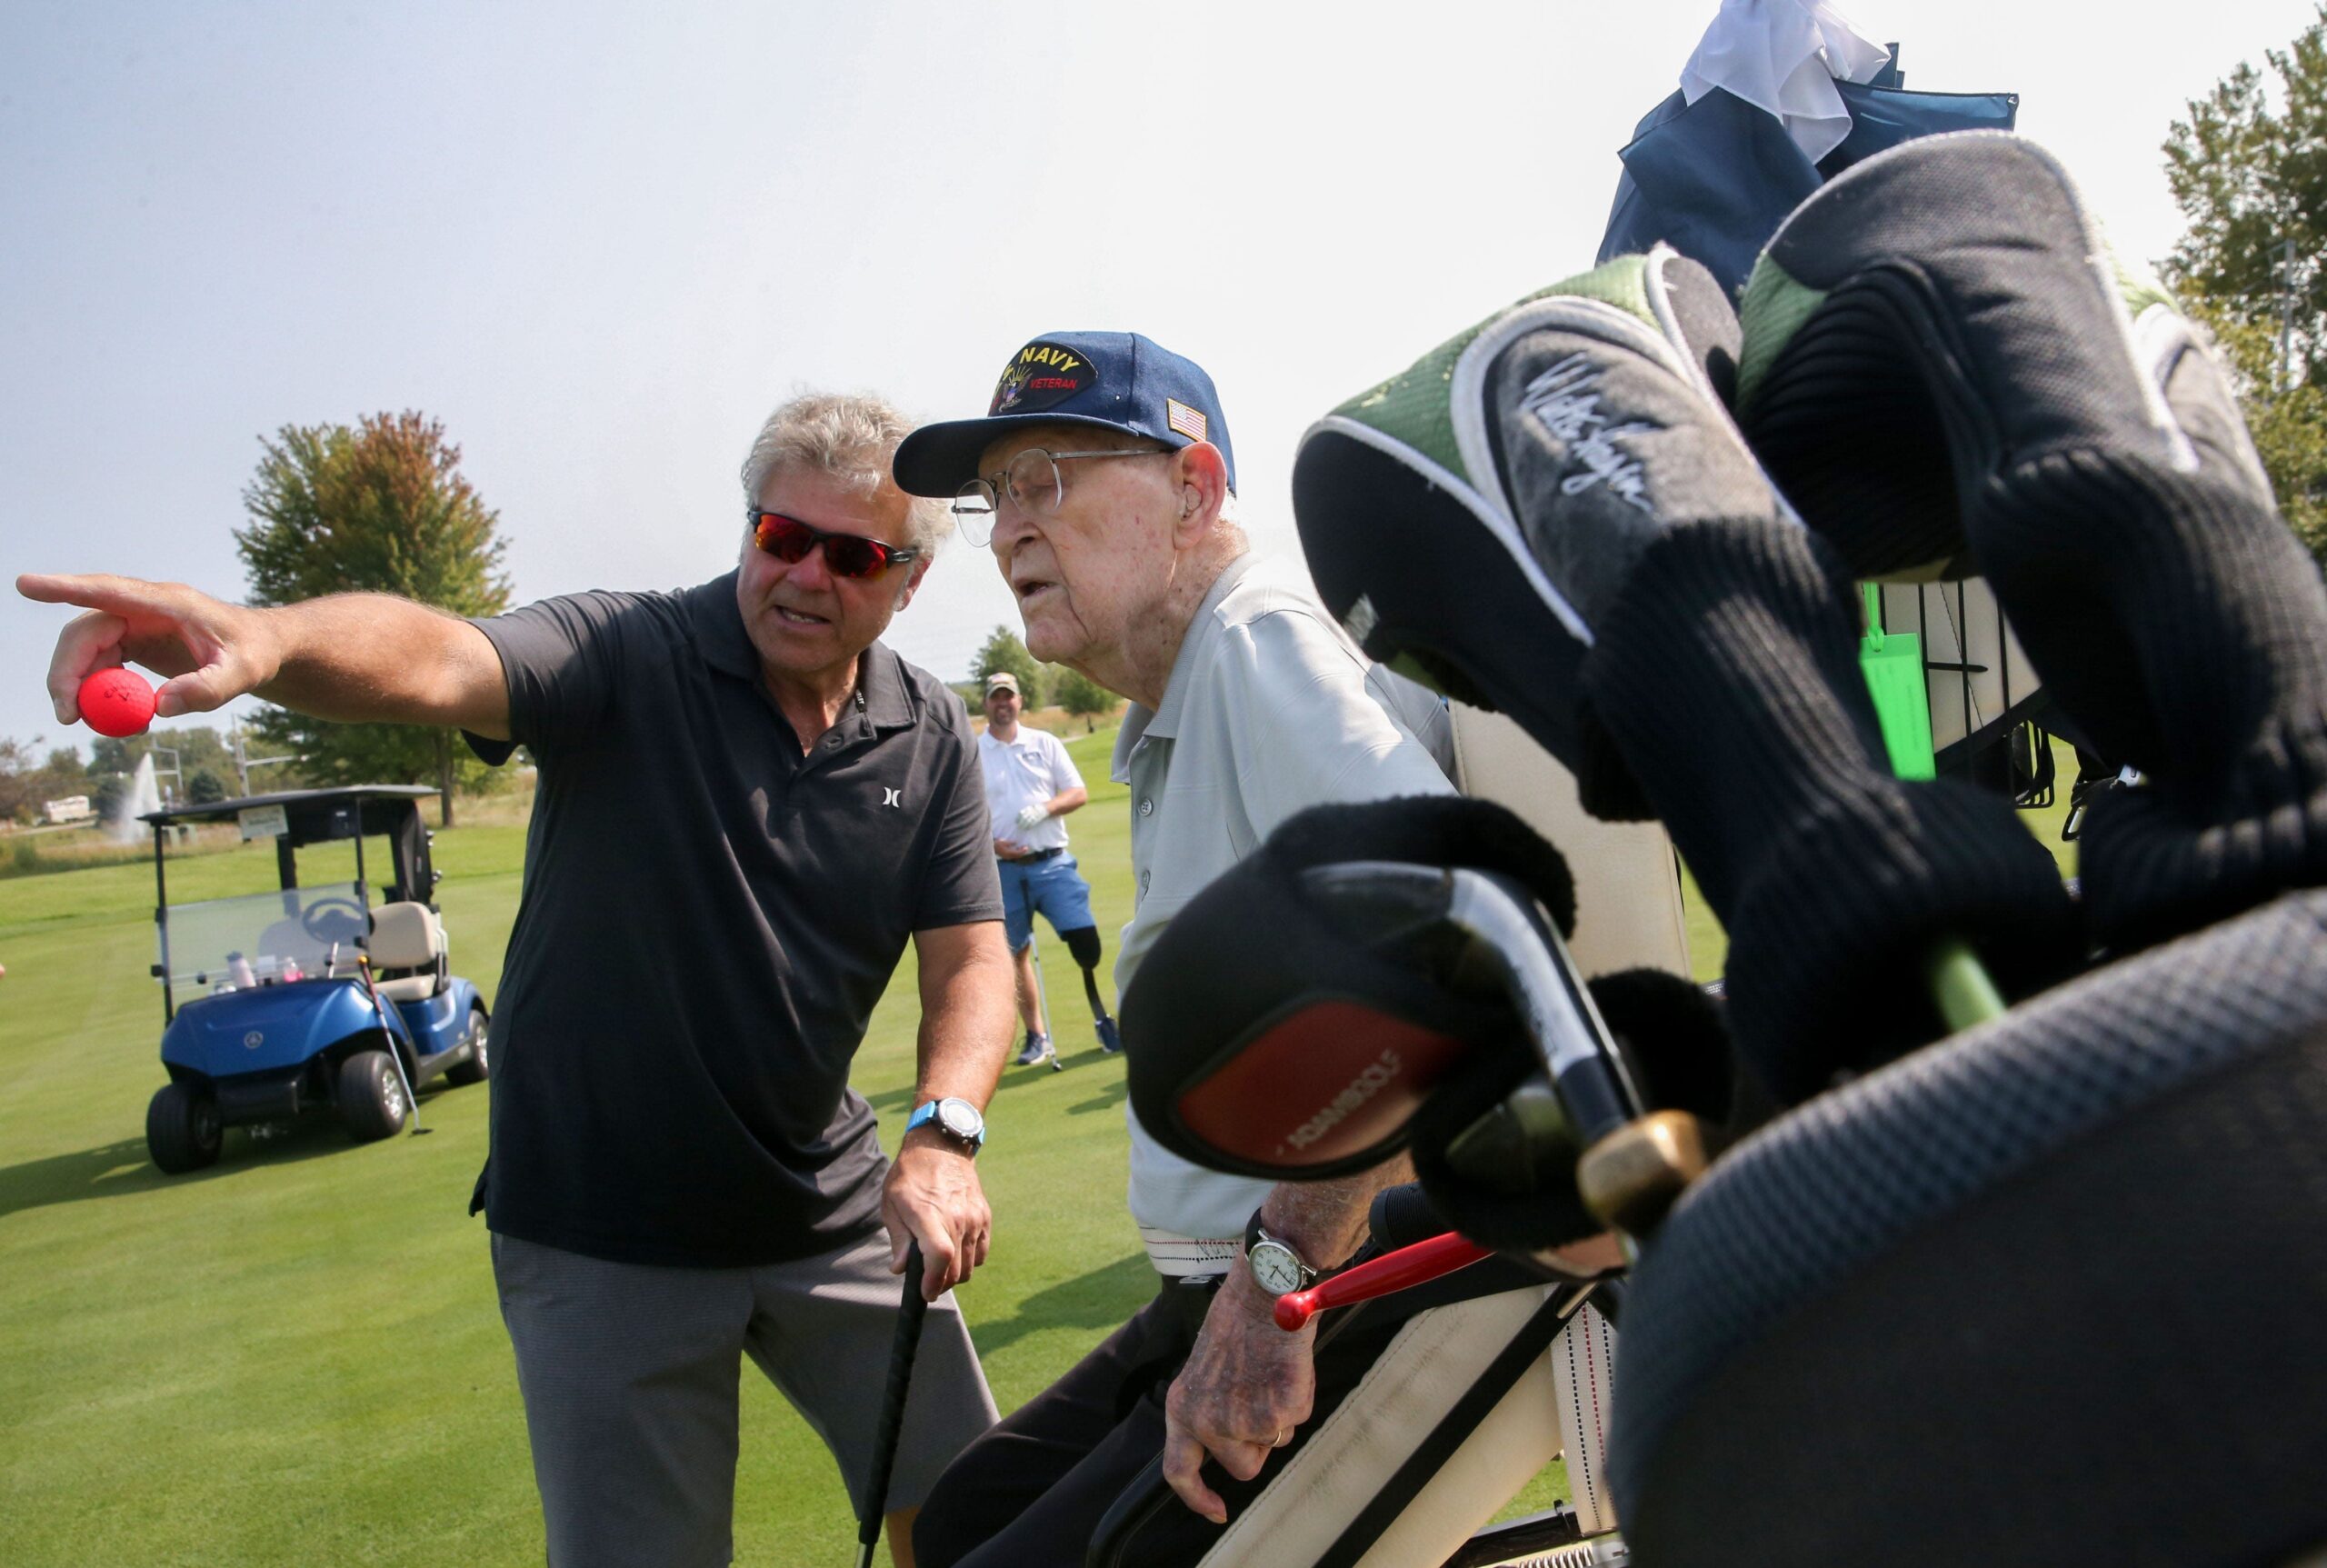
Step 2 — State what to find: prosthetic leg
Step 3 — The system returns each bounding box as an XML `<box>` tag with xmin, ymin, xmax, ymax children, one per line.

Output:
<box><xmin>1061</xmin><ymin>924</ymin><xmax>1124</xmax><ymax>1054</ymax></box>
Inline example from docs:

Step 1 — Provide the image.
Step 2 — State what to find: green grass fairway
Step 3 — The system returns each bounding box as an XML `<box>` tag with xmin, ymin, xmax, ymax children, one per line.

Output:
<box><xmin>0</xmin><ymin>724</ymin><xmax>1582</xmax><ymax>1566</ymax></box>
<box><xmin>0</xmin><ymin>722</ymin><xmax>2086</xmax><ymax>1563</ymax></box>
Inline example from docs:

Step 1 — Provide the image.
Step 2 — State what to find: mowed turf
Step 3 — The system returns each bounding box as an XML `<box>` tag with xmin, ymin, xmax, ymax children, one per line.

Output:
<box><xmin>0</xmin><ymin>711</ymin><xmax>2081</xmax><ymax>1564</ymax></box>
<box><xmin>0</xmin><ymin>723</ymin><xmax>1589</xmax><ymax>1567</ymax></box>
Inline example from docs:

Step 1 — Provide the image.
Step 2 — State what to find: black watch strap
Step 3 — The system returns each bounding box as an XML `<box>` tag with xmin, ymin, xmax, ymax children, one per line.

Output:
<box><xmin>1243</xmin><ymin>1206</ymin><xmax>1321</xmax><ymax>1286</ymax></box>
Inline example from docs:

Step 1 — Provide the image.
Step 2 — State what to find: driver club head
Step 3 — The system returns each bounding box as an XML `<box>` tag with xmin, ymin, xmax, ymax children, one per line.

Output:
<box><xmin>1127</xmin><ymin>857</ymin><xmax>1527</xmax><ymax>1182</ymax></box>
<box><xmin>1122</xmin><ymin>793</ymin><xmax>1589</xmax><ymax>1185</ymax></box>
<box><xmin>1123</xmin><ymin>830</ymin><xmax>1623</xmax><ymax>1186</ymax></box>
<box><xmin>1122</xmin><ymin>796</ymin><xmax>1735</xmax><ymax>1253</ymax></box>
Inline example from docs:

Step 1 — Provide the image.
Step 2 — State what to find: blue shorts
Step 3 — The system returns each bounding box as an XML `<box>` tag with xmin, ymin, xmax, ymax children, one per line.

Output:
<box><xmin>998</xmin><ymin>854</ymin><xmax>1095</xmax><ymax>953</ymax></box>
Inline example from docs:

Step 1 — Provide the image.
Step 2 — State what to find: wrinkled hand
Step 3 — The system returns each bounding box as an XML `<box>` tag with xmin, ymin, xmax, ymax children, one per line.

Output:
<box><xmin>882</xmin><ymin>1132</ymin><xmax>992</xmax><ymax>1302</ymax></box>
<box><xmin>1162</xmin><ymin>1269</ymin><xmax>1315</xmax><ymax>1523</ymax></box>
<box><xmin>1014</xmin><ymin>804</ymin><xmax>1050</xmax><ymax>834</ymax></box>
<box><xmin>18</xmin><ymin>573</ymin><xmax>278</xmax><ymax>723</ymax></box>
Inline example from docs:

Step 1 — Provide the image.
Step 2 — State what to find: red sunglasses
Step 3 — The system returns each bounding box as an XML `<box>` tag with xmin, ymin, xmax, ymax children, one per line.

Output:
<box><xmin>749</xmin><ymin>511</ymin><xmax>921</xmax><ymax>580</ymax></box>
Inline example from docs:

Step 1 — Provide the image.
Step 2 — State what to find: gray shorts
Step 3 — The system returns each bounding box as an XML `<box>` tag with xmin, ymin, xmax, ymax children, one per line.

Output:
<box><xmin>493</xmin><ymin>1229</ymin><xmax>997</xmax><ymax>1568</ymax></box>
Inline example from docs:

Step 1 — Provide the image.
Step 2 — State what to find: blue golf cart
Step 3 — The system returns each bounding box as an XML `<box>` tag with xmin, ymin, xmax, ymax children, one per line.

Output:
<box><xmin>140</xmin><ymin>784</ymin><xmax>489</xmax><ymax>1173</ymax></box>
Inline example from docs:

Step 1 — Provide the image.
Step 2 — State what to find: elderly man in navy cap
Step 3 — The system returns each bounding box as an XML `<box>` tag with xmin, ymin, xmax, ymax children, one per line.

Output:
<box><xmin>891</xmin><ymin>335</ymin><xmax>1455</xmax><ymax>1565</ymax></box>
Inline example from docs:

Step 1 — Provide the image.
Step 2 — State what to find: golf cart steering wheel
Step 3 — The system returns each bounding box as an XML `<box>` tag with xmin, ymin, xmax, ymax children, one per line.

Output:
<box><xmin>300</xmin><ymin>896</ymin><xmax>371</xmax><ymax>946</ymax></box>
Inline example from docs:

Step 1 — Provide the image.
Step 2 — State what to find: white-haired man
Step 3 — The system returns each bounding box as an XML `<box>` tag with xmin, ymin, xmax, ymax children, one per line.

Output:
<box><xmin>894</xmin><ymin>335</ymin><xmax>1454</xmax><ymax>1566</ymax></box>
<box><xmin>19</xmin><ymin>392</ymin><xmax>1014</xmax><ymax>1568</ymax></box>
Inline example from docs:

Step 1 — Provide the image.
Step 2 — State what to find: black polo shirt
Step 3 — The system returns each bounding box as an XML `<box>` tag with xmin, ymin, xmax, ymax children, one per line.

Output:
<box><xmin>464</xmin><ymin>572</ymin><xmax>1001</xmax><ymax>1267</ymax></box>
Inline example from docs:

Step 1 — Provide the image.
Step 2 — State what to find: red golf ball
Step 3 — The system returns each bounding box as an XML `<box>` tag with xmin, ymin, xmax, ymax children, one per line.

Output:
<box><xmin>78</xmin><ymin>667</ymin><xmax>157</xmax><ymax>737</ymax></box>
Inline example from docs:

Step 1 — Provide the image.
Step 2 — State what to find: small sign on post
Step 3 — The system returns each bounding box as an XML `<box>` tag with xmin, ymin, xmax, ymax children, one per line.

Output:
<box><xmin>238</xmin><ymin>804</ymin><xmax>290</xmax><ymax>842</ymax></box>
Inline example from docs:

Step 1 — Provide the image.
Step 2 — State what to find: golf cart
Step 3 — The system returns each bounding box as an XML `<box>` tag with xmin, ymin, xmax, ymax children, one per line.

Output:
<box><xmin>140</xmin><ymin>785</ymin><xmax>489</xmax><ymax>1174</ymax></box>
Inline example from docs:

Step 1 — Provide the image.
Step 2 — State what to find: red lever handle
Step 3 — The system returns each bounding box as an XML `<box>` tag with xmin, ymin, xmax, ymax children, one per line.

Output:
<box><xmin>1273</xmin><ymin>1230</ymin><xmax>1493</xmax><ymax>1332</ymax></box>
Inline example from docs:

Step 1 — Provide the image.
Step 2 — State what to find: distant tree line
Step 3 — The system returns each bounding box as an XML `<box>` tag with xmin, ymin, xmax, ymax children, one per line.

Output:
<box><xmin>0</xmin><ymin>724</ymin><xmax>243</xmax><ymax>826</ymax></box>
<box><xmin>967</xmin><ymin>625</ymin><xmax>1118</xmax><ymax>730</ymax></box>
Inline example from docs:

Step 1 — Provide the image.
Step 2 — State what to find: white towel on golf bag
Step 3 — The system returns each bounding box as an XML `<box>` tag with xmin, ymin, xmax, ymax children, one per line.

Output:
<box><xmin>1679</xmin><ymin>0</ymin><xmax>1892</xmax><ymax>163</ymax></box>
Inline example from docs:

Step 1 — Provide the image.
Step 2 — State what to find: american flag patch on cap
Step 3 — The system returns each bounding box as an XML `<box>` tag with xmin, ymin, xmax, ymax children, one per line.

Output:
<box><xmin>1165</xmin><ymin>398</ymin><xmax>1208</xmax><ymax>443</ymax></box>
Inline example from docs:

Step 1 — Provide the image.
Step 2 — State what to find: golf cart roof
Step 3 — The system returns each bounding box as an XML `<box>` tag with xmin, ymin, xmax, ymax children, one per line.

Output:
<box><xmin>140</xmin><ymin>784</ymin><xmax>440</xmax><ymax>828</ymax></box>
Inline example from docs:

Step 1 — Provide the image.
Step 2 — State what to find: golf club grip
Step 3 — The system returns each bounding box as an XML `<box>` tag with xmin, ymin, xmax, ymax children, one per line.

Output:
<box><xmin>857</xmin><ymin>1238</ymin><xmax>933</xmax><ymax>1553</ymax></box>
<box><xmin>1273</xmin><ymin>1231</ymin><xmax>1493</xmax><ymax>1332</ymax></box>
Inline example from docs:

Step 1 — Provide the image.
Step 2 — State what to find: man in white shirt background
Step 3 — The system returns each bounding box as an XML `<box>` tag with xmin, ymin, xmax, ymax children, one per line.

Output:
<box><xmin>977</xmin><ymin>669</ymin><xmax>1123</xmax><ymax>1068</ymax></box>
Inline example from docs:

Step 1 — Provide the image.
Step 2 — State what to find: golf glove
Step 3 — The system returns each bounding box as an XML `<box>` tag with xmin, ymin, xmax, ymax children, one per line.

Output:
<box><xmin>1014</xmin><ymin>804</ymin><xmax>1050</xmax><ymax>833</ymax></box>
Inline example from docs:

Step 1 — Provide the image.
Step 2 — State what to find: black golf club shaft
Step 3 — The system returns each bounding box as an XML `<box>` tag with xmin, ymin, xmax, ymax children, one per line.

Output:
<box><xmin>355</xmin><ymin>951</ymin><xmax>426</xmax><ymax>1134</ymax></box>
<box><xmin>855</xmin><ymin>1237</ymin><xmax>932</xmax><ymax>1568</ymax></box>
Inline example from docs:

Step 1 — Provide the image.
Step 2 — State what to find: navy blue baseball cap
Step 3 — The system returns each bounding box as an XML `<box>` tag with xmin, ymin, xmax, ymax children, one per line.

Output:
<box><xmin>894</xmin><ymin>331</ymin><xmax>1236</xmax><ymax>498</ymax></box>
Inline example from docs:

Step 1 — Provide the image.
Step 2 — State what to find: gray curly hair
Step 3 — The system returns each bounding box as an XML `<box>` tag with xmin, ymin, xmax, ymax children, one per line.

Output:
<box><xmin>739</xmin><ymin>391</ymin><xmax>949</xmax><ymax>555</ymax></box>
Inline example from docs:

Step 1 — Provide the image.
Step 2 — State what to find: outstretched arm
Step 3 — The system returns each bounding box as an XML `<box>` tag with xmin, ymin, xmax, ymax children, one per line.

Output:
<box><xmin>18</xmin><ymin>573</ymin><xmax>510</xmax><ymax>740</ymax></box>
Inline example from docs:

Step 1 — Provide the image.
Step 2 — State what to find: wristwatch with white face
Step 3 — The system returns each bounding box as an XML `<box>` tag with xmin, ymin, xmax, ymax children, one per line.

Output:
<box><xmin>905</xmin><ymin>1096</ymin><xmax>985</xmax><ymax>1156</ymax></box>
<box><xmin>1243</xmin><ymin>1208</ymin><xmax>1320</xmax><ymax>1299</ymax></box>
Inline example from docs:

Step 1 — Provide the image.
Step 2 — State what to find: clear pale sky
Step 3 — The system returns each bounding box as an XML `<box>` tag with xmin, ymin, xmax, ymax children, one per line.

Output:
<box><xmin>5</xmin><ymin>0</ymin><xmax>2319</xmax><ymax>760</ymax></box>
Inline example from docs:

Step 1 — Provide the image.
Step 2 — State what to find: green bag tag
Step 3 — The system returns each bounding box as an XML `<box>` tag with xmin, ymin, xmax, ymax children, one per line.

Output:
<box><xmin>1862</xmin><ymin>588</ymin><xmax>2008</xmax><ymax>1032</ymax></box>
<box><xmin>1859</xmin><ymin>584</ymin><xmax>1936</xmax><ymax>781</ymax></box>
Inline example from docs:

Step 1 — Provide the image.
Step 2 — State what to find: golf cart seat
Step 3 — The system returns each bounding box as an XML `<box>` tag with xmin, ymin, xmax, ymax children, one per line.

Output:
<box><xmin>368</xmin><ymin>901</ymin><xmax>448</xmax><ymax>1003</ymax></box>
<box><xmin>1608</xmin><ymin>887</ymin><xmax>2327</xmax><ymax>1568</ymax></box>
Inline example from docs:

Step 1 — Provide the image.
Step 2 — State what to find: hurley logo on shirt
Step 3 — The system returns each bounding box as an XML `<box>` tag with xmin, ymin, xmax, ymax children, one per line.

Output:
<box><xmin>882</xmin><ymin>787</ymin><xmax>903</xmax><ymax>808</ymax></box>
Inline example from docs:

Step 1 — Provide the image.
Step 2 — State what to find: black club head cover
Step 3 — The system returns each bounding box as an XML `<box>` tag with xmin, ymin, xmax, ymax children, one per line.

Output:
<box><xmin>1410</xmin><ymin>1032</ymin><xmax>1599</xmax><ymax>1253</ymax></box>
<box><xmin>1738</xmin><ymin>133</ymin><xmax>2327</xmax><ymax>950</ymax></box>
<box><xmin>1590</xmin><ymin>966</ymin><xmax>1736</xmax><ymax>1131</ymax></box>
<box><xmin>1411</xmin><ymin>967</ymin><xmax>1739</xmax><ymax>1253</ymax></box>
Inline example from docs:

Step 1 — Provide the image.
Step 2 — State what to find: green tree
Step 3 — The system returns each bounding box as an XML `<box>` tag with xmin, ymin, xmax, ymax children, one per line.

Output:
<box><xmin>1049</xmin><ymin>665</ymin><xmax>1117</xmax><ymax>731</ymax></box>
<box><xmin>972</xmin><ymin>624</ymin><xmax>1045</xmax><ymax>707</ymax></box>
<box><xmin>2164</xmin><ymin>6</ymin><xmax>2327</xmax><ymax>564</ymax></box>
<box><xmin>235</xmin><ymin>412</ymin><xmax>512</xmax><ymax>824</ymax></box>
<box><xmin>0</xmin><ymin>738</ymin><xmax>96</xmax><ymax>824</ymax></box>
<box><xmin>185</xmin><ymin>771</ymin><xmax>229</xmax><ymax>805</ymax></box>
<box><xmin>0</xmin><ymin>738</ymin><xmax>43</xmax><ymax>824</ymax></box>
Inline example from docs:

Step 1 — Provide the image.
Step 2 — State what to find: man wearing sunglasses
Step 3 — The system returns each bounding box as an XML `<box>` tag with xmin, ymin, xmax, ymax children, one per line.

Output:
<box><xmin>20</xmin><ymin>391</ymin><xmax>1013</xmax><ymax>1568</ymax></box>
<box><xmin>894</xmin><ymin>335</ymin><xmax>1455</xmax><ymax>1566</ymax></box>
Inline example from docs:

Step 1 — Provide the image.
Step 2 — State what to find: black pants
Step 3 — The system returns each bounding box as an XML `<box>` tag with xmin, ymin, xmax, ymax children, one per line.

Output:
<box><xmin>914</xmin><ymin>1273</ymin><xmax>1409</xmax><ymax>1568</ymax></box>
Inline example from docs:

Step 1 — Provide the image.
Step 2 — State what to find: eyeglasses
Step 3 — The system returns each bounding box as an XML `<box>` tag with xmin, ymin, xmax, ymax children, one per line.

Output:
<box><xmin>951</xmin><ymin>447</ymin><xmax>1171</xmax><ymax>547</ymax></box>
<box><xmin>749</xmin><ymin>511</ymin><xmax>921</xmax><ymax>579</ymax></box>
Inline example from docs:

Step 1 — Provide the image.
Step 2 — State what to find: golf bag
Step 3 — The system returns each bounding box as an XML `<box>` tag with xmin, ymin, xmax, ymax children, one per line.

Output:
<box><xmin>1134</xmin><ymin>121</ymin><xmax>2327</xmax><ymax>1558</ymax></box>
<box><xmin>1610</xmin><ymin>886</ymin><xmax>2327</xmax><ymax>1567</ymax></box>
<box><xmin>1444</xmin><ymin>704</ymin><xmax>1691</xmax><ymax>984</ymax></box>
